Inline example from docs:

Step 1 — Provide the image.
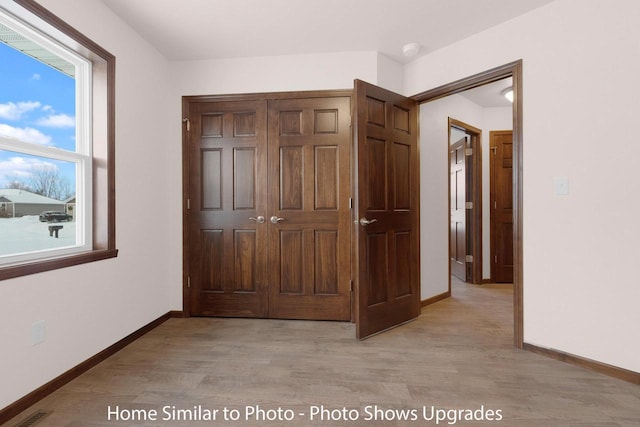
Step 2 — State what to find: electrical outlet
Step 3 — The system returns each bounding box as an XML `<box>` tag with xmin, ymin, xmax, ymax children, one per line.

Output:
<box><xmin>32</xmin><ymin>320</ymin><xmax>46</xmax><ymax>346</ymax></box>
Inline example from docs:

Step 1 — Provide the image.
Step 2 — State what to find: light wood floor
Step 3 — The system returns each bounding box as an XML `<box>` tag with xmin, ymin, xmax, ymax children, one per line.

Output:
<box><xmin>6</xmin><ymin>280</ymin><xmax>640</xmax><ymax>426</ymax></box>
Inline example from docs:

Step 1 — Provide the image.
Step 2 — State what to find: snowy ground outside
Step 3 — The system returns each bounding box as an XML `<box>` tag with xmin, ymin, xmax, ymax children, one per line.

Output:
<box><xmin>0</xmin><ymin>216</ymin><xmax>76</xmax><ymax>257</ymax></box>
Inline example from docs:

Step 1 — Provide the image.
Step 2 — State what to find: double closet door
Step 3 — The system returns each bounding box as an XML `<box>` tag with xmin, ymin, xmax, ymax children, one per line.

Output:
<box><xmin>186</xmin><ymin>94</ymin><xmax>352</xmax><ymax>320</ymax></box>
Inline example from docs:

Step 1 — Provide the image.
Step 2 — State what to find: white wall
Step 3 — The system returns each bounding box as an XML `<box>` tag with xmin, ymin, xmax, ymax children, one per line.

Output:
<box><xmin>0</xmin><ymin>0</ymin><xmax>178</xmax><ymax>408</ymax></box>
<box><xmin>377</xmin><ymin>53</ymin><xmax>404</xmax><ymax>95</ymax></box>
<box><xmin>407</xmin><ymin>0</ymin><xmax>640</xmax><ymax>372</ymax></box>
<box><xmin>170</xmin><ymin>51</ymin><xmax>378</xmax><ymax>97</ymax></box>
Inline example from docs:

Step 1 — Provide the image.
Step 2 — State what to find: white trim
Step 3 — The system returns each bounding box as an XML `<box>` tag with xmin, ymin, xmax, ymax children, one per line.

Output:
<box><xmin>0</xmin><ymin>136</ymin><xmax>89</xmax><ymax>162</ymax></box>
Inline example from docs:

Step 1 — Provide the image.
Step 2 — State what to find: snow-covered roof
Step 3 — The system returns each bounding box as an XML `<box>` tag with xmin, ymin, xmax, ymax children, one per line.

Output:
<box><xmin>0</xmin><ymin>189</ymin><xmax>64</xmax><ymax>204</ymax></box>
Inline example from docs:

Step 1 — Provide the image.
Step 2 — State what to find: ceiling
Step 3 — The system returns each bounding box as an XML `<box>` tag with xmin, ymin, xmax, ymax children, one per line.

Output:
<box><xmin>100</xmin><ymin>0</ymin><xmax>555</xmax><ymax>64</ymax></box>
<box><xmin>460</xmin><ymin>77</ymin><xmax>513</xmax><ymax>108</ymax></box>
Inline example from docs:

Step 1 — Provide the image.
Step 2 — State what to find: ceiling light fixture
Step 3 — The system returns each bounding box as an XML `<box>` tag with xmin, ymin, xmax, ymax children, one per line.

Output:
<box><xmin>402</xmin><ymin>42</ymin><xmax>421</xmax><ymax>57</ymax></box>
<box><xmin>502</xmin><ymin>87</ymin><xmax>514</xmax><ymax>103</ymax></box>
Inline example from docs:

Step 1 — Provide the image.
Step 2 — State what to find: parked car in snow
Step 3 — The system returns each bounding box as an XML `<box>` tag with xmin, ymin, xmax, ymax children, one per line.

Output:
<box><xmin>39</xmin><ymin>211</ymin><xmax>72</xmax><ymax>222</ymax></box>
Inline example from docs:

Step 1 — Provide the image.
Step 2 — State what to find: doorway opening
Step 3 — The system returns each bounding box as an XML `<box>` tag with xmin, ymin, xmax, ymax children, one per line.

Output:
<box><xmin>413</xmin><ymin>60</ymin><xmax>523</xmax><ymax>347</ymax></box>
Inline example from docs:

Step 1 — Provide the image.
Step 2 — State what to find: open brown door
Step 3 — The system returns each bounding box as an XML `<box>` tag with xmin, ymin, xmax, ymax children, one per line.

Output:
<box><xmin>449</xmin><ymin>137</ymin><xmax>468</xmax><ymax>282</ymax></box>
<box><xmin>354</xmin><ymin>80</ymin><xmax>420</xmax><ymax>339</ymax></box>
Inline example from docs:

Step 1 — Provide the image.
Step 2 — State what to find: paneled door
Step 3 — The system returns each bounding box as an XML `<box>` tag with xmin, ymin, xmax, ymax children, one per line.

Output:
<box><xmin>490</xmin><ymin>130</ymin><xmax>513</xmax><ymax>283</ymax></box>
<box><xmin>450</xmin><ymin>137</ymin><xmax>468</xmax><ymax>282</ymax></box>
<box><xmin>185</xmin><ymin>94</ymin><xmax>351</xmax><ymax>320</ymax></box>
<box><xmin>267</xmin><ymin>97</ymin><xmax>352</xmax><ymax>320</ymax></box>
<box><xmin>353</xmin><ymin>80</ymin><xmax>420</xmax><ymax>339</ymax></box>
<box><xmin>187</xmin><ymin>100</ymin><xmax>269</xmax><ymax>317</ymax></box>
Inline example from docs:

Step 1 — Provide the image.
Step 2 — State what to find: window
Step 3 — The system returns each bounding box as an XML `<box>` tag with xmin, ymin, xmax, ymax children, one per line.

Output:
<box><xmin>0</xmin><ymin>0</ymin><xmax>116</xmax><ymax>280</ymax></box>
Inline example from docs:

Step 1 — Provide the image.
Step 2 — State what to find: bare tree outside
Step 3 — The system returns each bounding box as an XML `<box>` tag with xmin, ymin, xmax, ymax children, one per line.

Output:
<box><xmin>5</xmin><ymin>179</ymin><xmax>32</xmax><ymax>192</ymax></box>
<box><xmin>3</xmin><ymin>165</ymin><xmax>73</xmax><ymax>200</ymax></box>
<box><xmin>29</xmin><ymin>164</ymin><xmax>72</xmax><ymax>200</ymax></box>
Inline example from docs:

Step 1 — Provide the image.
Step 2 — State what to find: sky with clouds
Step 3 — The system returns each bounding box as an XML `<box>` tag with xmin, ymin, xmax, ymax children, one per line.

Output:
<box><xmin>0</xmin><ymin>41</ymin><xmax>76</xmax><ymax>193</ymax></box>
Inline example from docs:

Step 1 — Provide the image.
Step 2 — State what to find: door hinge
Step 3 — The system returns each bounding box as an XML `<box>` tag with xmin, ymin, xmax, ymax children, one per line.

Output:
<box><xmin>183</xmin><ymin>118</ymin><xmax>190</xmax><ymax>132</ymax></box>
<box><xmin>494</xmin><ymin>255</ymin><xmax>498</xmax><ymax>263</ymax></box>
<box><xmin>491</xmin><ymin>147</ymin><xmax>497</xmax><ymax>155</ymax></box>
<box><xmin>350</xmin><ymin>279</ymin><xmax>353</xmax><ymax>292</ymax></box>
<box><xmin>349</xmin><ymin>197</ymin><xmax>353</xmax><ymax>209</ymax></box>
<box><xmin>186</xmin><ymin>198</ymin><xmax>191</xmax><ymax>210</ymax></box>
<box><xmin>465</xmin><ymin>201</ymin><xmax>473</xmax><ymax>210</ymax></box>
<box><xmin>465</xmin><ymin>255</ymin><xmax>474</xmax><ymax>263</ymax></box>
<box><xmin>465</xmin><ymin>148</ymin><xmax>473</xmax><ymax>156</ymax></box>
<box><xmin>187</xmin><ymin>276</ymin><xmax>191</xmax><ymax>288</ymax></box>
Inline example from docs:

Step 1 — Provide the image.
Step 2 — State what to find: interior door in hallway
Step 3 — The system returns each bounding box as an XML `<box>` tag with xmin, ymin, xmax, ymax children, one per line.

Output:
<box><xmin>450</xmin><ymin>137</ymin><xmax>468</xmax><ymax>282</ymax></box>
<box><xmin>187</xmin><ymin>100</ymin><xmax>269</xmax><ymax>317</ymax></box>
<box><xmin>354</xmin><ymin>80</ymin><xmax>420</xmax><ymax>339</ymax></box>
<box><xmin>267</xmin><ymin>97</ymin><xmax>352</xmax><ymax>320</ymax></box>
<box><xmin>490</xmin><ymin>130</ymin><xmax>513</xmax><ymax>283</ymax></box>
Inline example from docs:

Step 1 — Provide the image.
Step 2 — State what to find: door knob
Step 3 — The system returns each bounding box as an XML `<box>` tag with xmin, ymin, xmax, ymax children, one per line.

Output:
<box><xmin>249</xmin><ymin>216</ymin><xmax>265</xmax><ymax>223</ymax></box>
<box><xmin>270</xmin><ymin>216</ymin><xmax>285</xmax><ymax>224</ymax></box>
<box><xmin>359</xmin><ymin>217</ymin><xmax>377</xmax><ymax>227</ymax></box>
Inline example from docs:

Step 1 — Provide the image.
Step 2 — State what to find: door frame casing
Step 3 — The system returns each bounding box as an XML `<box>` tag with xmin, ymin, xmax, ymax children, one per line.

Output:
<box><xmin>412</xmin><ymin>60</ymin><xmax>524</xmax><ymax>348</ymax></box>
<box><xmin>448</xmin><ymin>118</ymin><xmax>483</xmax><ymax>285</ymax></box>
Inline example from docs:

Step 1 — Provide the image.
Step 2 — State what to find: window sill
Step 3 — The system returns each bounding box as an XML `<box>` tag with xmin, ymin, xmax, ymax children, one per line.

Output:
<box><xmin>0</xmin><ymin>249</ymin><xmax>119</xmax><ymax>281</ymax></box>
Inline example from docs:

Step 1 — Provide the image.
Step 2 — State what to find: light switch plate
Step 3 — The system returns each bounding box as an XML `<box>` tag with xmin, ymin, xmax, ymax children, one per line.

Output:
<box><xmin>32</xmin><ymin>320</ymin><xmax>45</xmax><ymax>346</ymax></box>
<box><xmin>554</xmin><ymin>176</ymin><xmax>569</xmax><ymax>195</ymax></box>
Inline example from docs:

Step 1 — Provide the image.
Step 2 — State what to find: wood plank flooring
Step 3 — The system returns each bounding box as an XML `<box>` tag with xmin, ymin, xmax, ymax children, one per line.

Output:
<box><xmin>6</xmin><ymin>280</ymin><xmax>640</xmax><ymax>426</ymax></box>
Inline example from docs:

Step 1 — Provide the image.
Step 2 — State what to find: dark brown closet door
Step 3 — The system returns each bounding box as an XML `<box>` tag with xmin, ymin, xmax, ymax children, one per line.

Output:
<box><xmin>266</xmin><ymin>97</ymin><xmax>352</xmax><ymax>320</ymax></box>
<box><xmin>188</xmin><ymin>100</ymin><xmax>269</xmax><ymax>317</ymax></box>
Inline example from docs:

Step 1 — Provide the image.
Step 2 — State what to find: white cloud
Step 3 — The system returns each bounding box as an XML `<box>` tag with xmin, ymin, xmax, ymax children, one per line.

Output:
<box><xmin>0</xmin><ymin>124</ymin><xmax>52</xmax><ymax>145</ymax></box>
<box><xmin>0</xmin><ymin>156</ymin><xmax>56</xmax><ymax>183</ymax></box>
<box><xmin>31</xmin><ymin>73</ymin><xmax>41</xmax><ymax>80</ymax></box>
<box><xmin>37</xmin><ymin>113</ymin><xmax>75</xmax><ymax>128</ymax></box>
<box><xmin>0</xmin><ymin>101</ymin><xmax>42</xmax><ymax>121</ymax></box>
